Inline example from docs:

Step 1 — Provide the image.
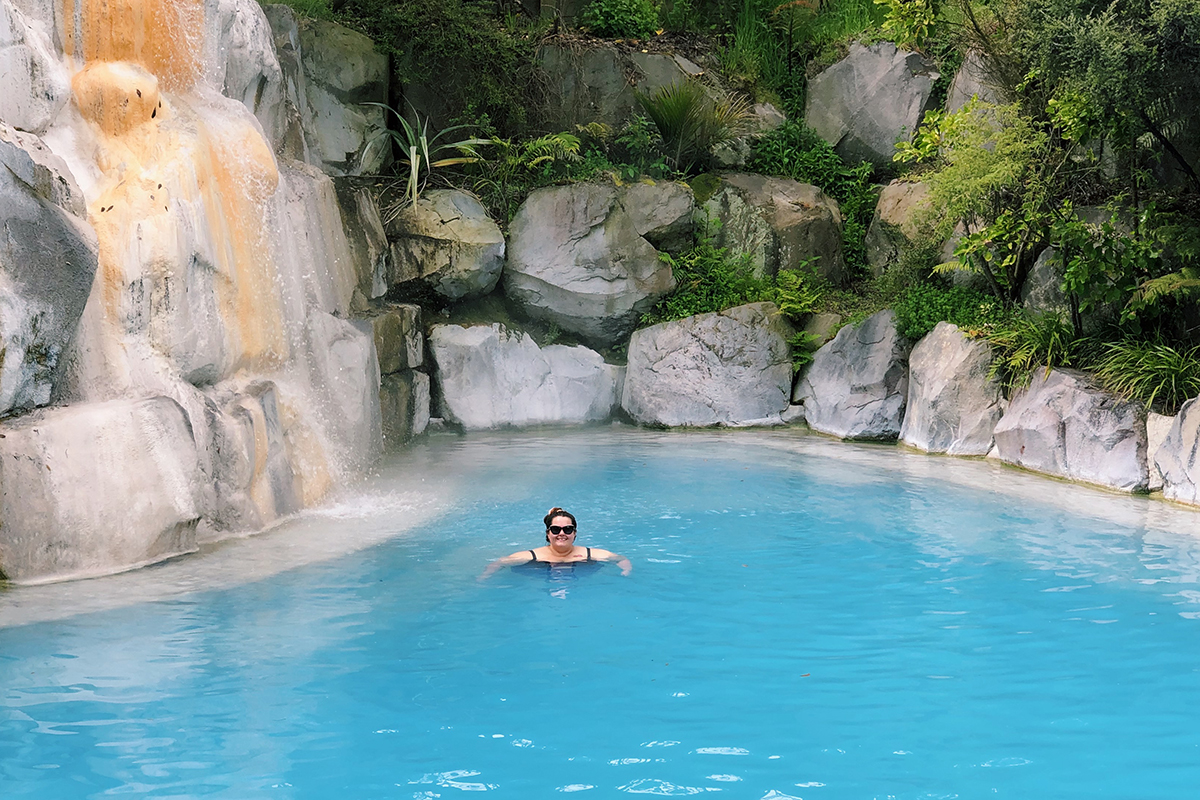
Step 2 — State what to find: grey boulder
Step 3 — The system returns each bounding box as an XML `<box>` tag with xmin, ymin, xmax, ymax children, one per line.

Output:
<box><xmin>381</xmin><ymin>370</ymin><xmax>431</xmax><ymax>447</ymax></box>
<box><xmin>0</xmin><ymin>147</ymin><xmax>98</xmax><ymax>416</ymax></box>
<box><xmin>900</xmin><ymin>322</ymin><xmax>1003</xmax><ymax>455</ymax></box>
<box><xmin>1156</xmin><ymin>398</ymin><xmax>1200</xmax><ymax>505</ymax></box>
<box><xmin>700</xmin><ymin>173</ymin><xmax>847</xmax><ymax>284</ymax></box>
<box><xmin>622</xmin><ymin>302</ymin><xmax>794</xmax><ymax>427</ymax></box>
<box><xmin>389</xmin><ymin>190</ymin><xmax>505</xmax><ymax>302</ymax></box>
<box><xmin>334</xmin><ymin>178</ymin><xmax>390</xmax><ymax>304</ymax></box>
<box><xmin>358</xmin><ymin>303</ymin><xmax>423</xmax><ymax>375</ymax></box>
<box><xmin>864</xmin><ymin>180</ymin><xmax>931</xmax><ymax>275</ymax></box>
<box><xmin>430</xmin><ymin>323</ymin><xmax>623</xmax><ymax>429</ymax></box>
<box><xmin>805</xmin><ymin>41</ymin><xmax>939</xmax><ymax>168</ymax></box>
<box><xmin>0</xmin><ymin>397</ymin><xmax>203</xmax><ymax>583</ymax></box>
<box><xmin>992</xmin><ymin>368</ymin><xmax>1148</xmax><ymax>492</ymax></box>
<box><xmin>504</xmin><ymin>182</ymin><xmax>687</xmax><ymax>348</ymax></box>
<box><xmin>795</xmin><ymin>309</ymin><xmax>910</xmax><ymax>440</ymax></box>
<box><xmin>1021</xmin><ymin>247</ymin><xmax>1070</xmax><ymax>316</ymax></box>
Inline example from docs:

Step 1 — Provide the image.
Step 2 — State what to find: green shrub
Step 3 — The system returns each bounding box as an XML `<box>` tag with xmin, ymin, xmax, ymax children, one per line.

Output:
<box><xmin>892</xmin><ymin>282</ymin><xmax>1006</xmax><ymax>341</ymax></box>
<box><xmin>874</xmin><ymin>0</ymin><xmax>939</xmax><ymax>49</ymax></box>
<box><xmin>637</xmin><ymin>80</ymin><xmax>753</xmax><ymax>173</ymax></box>
<box><xmin>640</xmin><ymin>242</ymin><xmax>775</xmax><ymax>327</ymax></box>
<box><xmin>581</xmin><ymin>0</ymin><xmax>659</xmax><ymax>38</ymax></box>
<box><xmin>749</xmin><ymin>122</ymin><xmax>876</xmax><ymax>275</ymax></box>
<box><xmin>981</xmin><ymin>311</ymin><xmax>1084</xmax><ymax>390</ymax></box>
<box><xmin>1091</xmin><ymin>339</ymin><xmax>1200</xmax><ymax>415</ymax></box>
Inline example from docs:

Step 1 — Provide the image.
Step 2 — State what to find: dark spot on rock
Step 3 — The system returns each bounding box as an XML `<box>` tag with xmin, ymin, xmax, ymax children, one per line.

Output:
<box><xmin>136</xmin><ymin>89</ymin><xmax>142</xmax><ymax>97</ymax></box>
<box><xmin>151</xmin><ymin>108</ymin><xmax>156</xmax><ymax>119</ymax></box>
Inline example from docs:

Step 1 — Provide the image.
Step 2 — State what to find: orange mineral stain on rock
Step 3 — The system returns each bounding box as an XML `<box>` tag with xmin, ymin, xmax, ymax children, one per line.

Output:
<box><xmin>63</xmin><ymin>0</ymin><xmax>203</xmax><ymax>91</ymax></box>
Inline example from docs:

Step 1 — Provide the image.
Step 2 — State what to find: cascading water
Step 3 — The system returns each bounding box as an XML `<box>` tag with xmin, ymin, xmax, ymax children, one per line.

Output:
<box><xmin>0</xmin><ymin>0</ymin><xmax>384</xmax><ymax>583</ymax></box>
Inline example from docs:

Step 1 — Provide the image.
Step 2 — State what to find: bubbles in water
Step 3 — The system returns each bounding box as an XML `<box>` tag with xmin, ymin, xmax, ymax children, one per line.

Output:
<box><xmin>693</xmin><ymin>747</ymin><xmax>749</xmax><ymax>755</ymax></box>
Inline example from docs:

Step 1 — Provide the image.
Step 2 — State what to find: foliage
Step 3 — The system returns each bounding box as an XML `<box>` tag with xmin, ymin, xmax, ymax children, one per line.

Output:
<box><xmin>337</xmin><ymin>0</ymin><xmax>540</xmax><ymax>137</ymax></box>
<box><xmin>365</xmin><ymin>104</ymin><xmax>490</xmax><ymax>211</ymax></box>
<box><xmin>662</xmin><ymin>0</ymin><xmax>704</xmax><ymax>31</ymax></box>
<box><xmin>749</xmin><ymin>121</ymin><xmax>876</xmax><ymax>275</ymax></box>
<box><xmin>897</xmin><ymin>99</ymin><xmax>1051</xmax><ymax>300</ymax></box>
<box><xmin>581</xmin><ymin>0</ymin><xmax>660</xmax><ymax>38</ymax></box>
<box><xmin>773</xmin><ymin>268</ymin><xmax>823</xmax><ymax>319</ymax></box>
<box><xmin>1091</xmin><ymin>339</ymin><xmax>1200</xmax><ymax>415</ymax></box>
<box><xmin>640</xmin><ymin>242</ymin><xmax>776</xmax><ymax>326</ymax></box>
<box><xmin>469</xmin><ymin>132</ymin><xmax>583</xmax><ymax>222</ymax></box>
<box><xmin>273</xmin><ymin>0</ymin><xmax>332</xmax><ymax>19</ymax></box>
<box><xmin>892</xmin><ymin>282</ymin><xmax>1006</xmax><ymax>341</ymax></box>
<box><xmin>980</xmin><ymin>311</ymin><xmax>1085</xmax><ymax>389</ymax></box>
<box><xmin>637</xmin><ymin>80</ymin><xmax>753</xmax><ymax>173</ymax></box>
<box><xmin>874</xmin><ymin>0</ymin><xmax>939</xmax><ymax>49</ymax></box>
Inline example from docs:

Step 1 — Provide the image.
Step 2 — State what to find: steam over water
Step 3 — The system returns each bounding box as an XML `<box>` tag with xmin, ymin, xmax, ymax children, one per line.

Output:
<box><xmin>4</xmin><ymin>429</ymin><xmax>1200</xmax><ymax>798</ymax></box>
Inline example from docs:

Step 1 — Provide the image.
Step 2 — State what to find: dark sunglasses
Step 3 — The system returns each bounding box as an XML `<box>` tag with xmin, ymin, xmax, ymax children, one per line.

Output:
<box><xmin>548</xmin><ymin>525</ymin><xmax>576</xmax><ymax>535</ymax></box>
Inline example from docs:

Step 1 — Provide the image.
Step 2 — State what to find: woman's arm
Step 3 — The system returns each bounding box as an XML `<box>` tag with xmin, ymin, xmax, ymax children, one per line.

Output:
<box><xmin>591</xmin><ymin>548</ymin><xmax>632</xmax><ymax>576</ymax></box>
<box><xmin>478</xmin><ymin>550</ymin><xmax>536</xmax><ymax>580</ymax></box>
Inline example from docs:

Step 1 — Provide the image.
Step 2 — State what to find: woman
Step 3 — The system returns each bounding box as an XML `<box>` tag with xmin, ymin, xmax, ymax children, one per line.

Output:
<box><xmin>480</xmin><ymin>507</ymin><xmax>632</xmax><ymax>579</ymax></box>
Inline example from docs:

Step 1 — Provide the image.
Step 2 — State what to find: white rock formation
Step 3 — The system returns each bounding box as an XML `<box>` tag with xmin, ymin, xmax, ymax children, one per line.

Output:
<box><xmin>1146</xmin><ymin>411</ymin><xmax>1175</xmax><ymax>492</ymax></box>
<box><xmin>0</xmin><ymin>397</ymin><xmax>203</xmax><ymax>583</ymax></box>
<box><xmin>700</xmin><ymin>173</ymin><xmax>846</xmax><ymax>285</ymax></box>
<box><xmin>1156</xmin><ymin>399</ymin><xmax>1200</xmax><ymax>504</ymax></box>
<box><xmin>992</xmin><ymin>368</ymin><xmax>1148</xmax><ymax>492</ymax></box>
<box><xmin>900</xmin><ymin>322</ymin><xmax>1004</xmax><ymax>455</ymax></box>
<box><xmin>805</xmin><ymin>41</ymin><xmax>940</xmax><ymax>168</ymax></box>
<box><xmin>389</xmin><ymin>190</ymin><xmax>506</xmax><ymax>301</ymax></box>
<box><xmin>430</xmin><ymin>323</ymin><xmax>622</xmax><ymax>429</ymax></box>
<box><xmin>504</xmin><ymin>182</ymin><xmax>684</xmax><ymax>348</ymax></box>
<box><xmin>795</xmin><ymin>310</ymin><xmax>910</xmax><ymax>440</ymax></box>
<box><xmin>621</xmin><ymin>302</ymin><xmax>793</xmax><ymax>427</ymax></box>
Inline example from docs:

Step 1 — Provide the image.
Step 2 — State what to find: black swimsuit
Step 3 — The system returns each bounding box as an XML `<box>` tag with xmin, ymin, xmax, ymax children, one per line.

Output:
<box><xmin>529</xmin><ymin>548</ymin><xmax>594</xmax><ymax>563</ymax></box>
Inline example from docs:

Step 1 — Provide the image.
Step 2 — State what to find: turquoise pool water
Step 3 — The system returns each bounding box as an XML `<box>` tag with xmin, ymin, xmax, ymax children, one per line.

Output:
<box><xmin>4</xmin><ymin>430</ymin><xmax>1200</xmax><ymax>798</ymax></box>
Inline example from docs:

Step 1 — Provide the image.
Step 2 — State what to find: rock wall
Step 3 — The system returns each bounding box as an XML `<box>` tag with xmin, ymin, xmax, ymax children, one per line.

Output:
<box><xmin>0</xmin><ymin>0</ymin><xmax>393</xmax><ymax>583</ymax></box>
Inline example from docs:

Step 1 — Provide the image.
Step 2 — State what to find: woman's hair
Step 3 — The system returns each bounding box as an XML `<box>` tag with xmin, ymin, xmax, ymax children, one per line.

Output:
<box><xmin>544</xmin><ymin>507</ymin><xmax>576</xmax><ymax>528</ymax></box>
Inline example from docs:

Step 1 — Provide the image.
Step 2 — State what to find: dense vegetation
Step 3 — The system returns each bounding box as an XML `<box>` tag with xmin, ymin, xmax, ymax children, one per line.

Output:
<box><xmin>273</xmin><ymin>0</ymin><xmax>1200</xmax><ymax>413</ymax></box>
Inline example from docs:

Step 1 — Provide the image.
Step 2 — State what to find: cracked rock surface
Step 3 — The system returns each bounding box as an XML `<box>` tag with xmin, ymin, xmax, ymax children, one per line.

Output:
<box><xmin>621</xmin><ymin>302</ymin><xmax>793</xmax><ymax>427</ymax></box>
<box><xmin>794</xmin><ymin>309</ymin><xmax>910</xmax><ymax>440</ymax></box>
<box><xmin>504</xmin><ymin>182</ymin><xmax>688</xmax><ymax>348</ymax></box>
<box><xmin>992</xmin><ymin>368</ymin><xmax>1148</xmax><ymax>492</ymax></box>
<box><xmin>1154</xmin><ymin>398</ymin><xmax>1200</xmax><ymax>505</ymax></box>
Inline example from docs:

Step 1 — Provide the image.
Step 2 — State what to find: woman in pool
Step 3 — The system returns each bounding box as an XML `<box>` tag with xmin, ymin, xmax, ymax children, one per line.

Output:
<box><xmin>480</xmin><ymin>507</ymin><xmax>632</xmax><ymax>578</ymax></box>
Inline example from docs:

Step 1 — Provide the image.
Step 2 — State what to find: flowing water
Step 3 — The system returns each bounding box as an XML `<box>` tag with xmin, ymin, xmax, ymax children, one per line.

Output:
<box><xmin>4</xmin><ymin>429</ymin><xmax>1200</xmax><ymax>799</ymax></box>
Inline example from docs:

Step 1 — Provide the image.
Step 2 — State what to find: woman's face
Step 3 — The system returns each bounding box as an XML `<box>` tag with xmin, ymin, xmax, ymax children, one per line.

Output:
<box><xmin>546</xmin><ymin>515</ymin><xmax>576</xmax><ymax>547</ymax></box>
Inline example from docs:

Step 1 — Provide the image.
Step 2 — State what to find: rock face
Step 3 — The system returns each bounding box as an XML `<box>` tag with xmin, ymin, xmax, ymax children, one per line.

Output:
<box><xmin>538</xmin><ymin>44</ymin><xmax>705</xmax><ymax>131</ymax></box>
<box><xmin>700</xmin><ymin>173</ymin><xmax>847</xmax><ymax>285</ymax></box>
<box><xmin>208</xmin><ymin>0</ymin><xmax>286</xmax><ymax>148</ymax></box>
<box><xmin>992</xmin><ymin>368</ymin><xmax>1148</xmax><ymax>492</ymax></box>
<box><xmin>389</xmin><ymin>190</ymin><xmax>506</xmax><ymax>301</ymax></box>
<box><xmin>381</xmin><ymin>371</ymin><xmax>430</xmax><ymax>446</ymax></box>
<box><xmin>864</xmin><ymin>180</ymin><xmax>931</xmax><ymax>275</ymax></box>
<box><xmin>622</xmin><ymin>302</ymin><xmax>793</xmax><ymax>427</ymax></box>
<box><xmin>265</xmin><ymin>7</ymin><xmax>388</xmax><ymax>174</ymax></box>
<box><xmin>0</xmin><ymin>397</ymin><xmax>203</xmax><ymax>583</ymax></box>
<box><xmin>334</xmin><ymin>178</ymin><xmax>389</xmax><ymax>305</ymax></box>
<box><xmin>0</xmin><ymin>140</ymin><xmax>98</xmax><ymax>416</ymax></box>
<box><xmin>504</xmin><ymin>182</ymin><xmax>686</xmax><ymax>347</ymax></box>
<box><xmin>946</xmin><ymin>50</ymin><xmax>1006</xmax><ymax>113</ymax></box>
<box><xmin>430</xmin><ymin>323</ymin><xmax>623</xmax><ymax>429</ymax></box>
<box><xmin>0</xmin><ymin>0</ymin><xmax>70</xmax><ymax>134</ymax></box>
<box><xmin>805</xmin><ymin>41</ymin><xmax>940</xmax><ymax>168</ymax></box>
<box><xmin>1156</xmin><ymin>399</ymin><xmax>1200</xmax><ymax>504</ymax></box>
<box><xmin>795</xmin><ymin>310</ymin><xmax>910</xmax><ymax>440</ymax></box>
<box><xmin>1146</xmin><ymin>411</ymin><xmax>1175</xmax><ymax>492</ymax></box>
<box><xmin>1021</xmin><ymin>247</ymin><xmax>1069</xmax><ymax>315</ymax></box>
<box><xmin>361</xmin><ymin>303</ymin><xmax>423</xmax><ymax>375</ymax></box>
<box><xmin>358</xmin><ymin>303</ymin><xmax>429</xmax><ymax>447</ymax></box>
<box><xmin>900</xmin><ymin>322</ymin><xmax>1003</xmax><ymax>455</ymax></box>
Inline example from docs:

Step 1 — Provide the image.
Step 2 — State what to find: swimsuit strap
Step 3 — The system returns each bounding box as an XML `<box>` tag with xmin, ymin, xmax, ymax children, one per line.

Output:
<box><xmin>528</xmin><ymin>549</ymin><xmax>539</xmax><ymax>562</ymax></box>
<box><xmin>587</xmin><ymin>547</ymin><xmax>592</xmax><ymax>562</ymax></box>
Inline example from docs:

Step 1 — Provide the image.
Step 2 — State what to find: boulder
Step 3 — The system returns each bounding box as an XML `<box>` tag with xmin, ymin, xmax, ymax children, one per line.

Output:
<box><xmin>265</xmin><ymin>10</ymin><xmax>388</xmax><ymax>174</ymax></box>
<box><xmin>900</xmin><ymin>322</ymin><xmax>1004</xmax><ymax>455</ymax></box>
<box><xmin>381</xmin><ymin>369</ymin><xmax>430</xmax><ymax>447</ymax></box>
<box><xmin>864</xmin><ymin>180</ymin><xmax>931</xmax><ymax>275</ymax></box>
<box><xmin>1156</xmin><ymin>399</ymin><xmax>1200</xmax><ymax>504</ymax></box>
<box><xmin>504</xmin><ymin>182</ymin><xmax>679</xmax><ymax>348</ymax></box>
<box><xmin>207</xmin><ymin>0</ymin><xmax>285</xmax><ymax>148</ymax></box>
<box><xmin>0</xmin><ymin>122</ymin><xmax>85</xmax><ymax>216</ymax></box>
<box><xmin>622</xmin><ymin>302</ymin><xmax>793</xmax><ymax>427</ymax></box>
<box><xmin>333</xmin><ymin>178</ymin><xmax>389</xmax><ymax>304</ymax></box>
<box><xmin>538</xmin><ymin>44</ymin><xmax>704</xmax><ymax>131</ymax></box>
<box><xmin>991</xmin><ymin>368</ymin><xmax>1148</xmax><ymax>492</ymax></box>
<box><xmin>429</xmin><ymin>323</ymin><xmax>623</xmax><ymax>429</ymax></box>
<box><xmin>0</xmin><ymin>396</ymin><xmax>203</xmax><ymax>583</ymax></box>
<box><xmin>620</xmin><ymin>179</ymin><xmax>696</xmax><ymax>253</ymax></box>
<box><xmin>359</xmin><ymin>303</ymin><xmax>422</xmax><ymax>375</ymax></box>
<box><xmin>700</xmin><ymin>173</ymin><xmax>847</xmax><ymax>285</ymax></box>
<box><xmin>0</xmin><ymin>0</ymin><xmax>70</xmax><ymax>134</ymax></box>
<box><xmin>795</xmin><ymin>309</ymin><xmax>910</xmax><ymax>440</ymax></box>
<box><xmin>303</xmin><ymin>311</ymin><xmax>382</xmax><ymax>472</ymax></box>
<box><xmin>946</xmin><ymin>50</ymin><xmax>1006</xmax><ymax>114</ymax></box>
<box><xmin>1147</xmin><ymin>410</ymin><xmax>1175</xmax><ymax>492</ymax></box>
<box><xmin>804</xmin><ymin>312</ymin><xmax>842</xmax><ymax>347</ymax></box>
<box><xmin>1021</xmin><ymin>247</ymin><xmax>1070</xmax><ymax>316</ymax></box>
<box><xmin>388</xmin><ymin>190</ymin><xmax>505</xmax><ymax>302</ymax></box>
<box><xmin>805</xmin><ymin>41</ymin><xmax>940</xmax><ymax>168</ymax></box>
<box><xmin>203</xmin><ymin>381</ymin><xmax>300</xmax><ymax>533</ymax></box>
<box><xmin>0</xmin><ymin>149</ymin><xmax>98</xmax><ymax>416</ymax></box>
<box><xmin>750</xmin><ymin>102</ymin><xmax>787</xmax><ymax>135</ymax></box>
